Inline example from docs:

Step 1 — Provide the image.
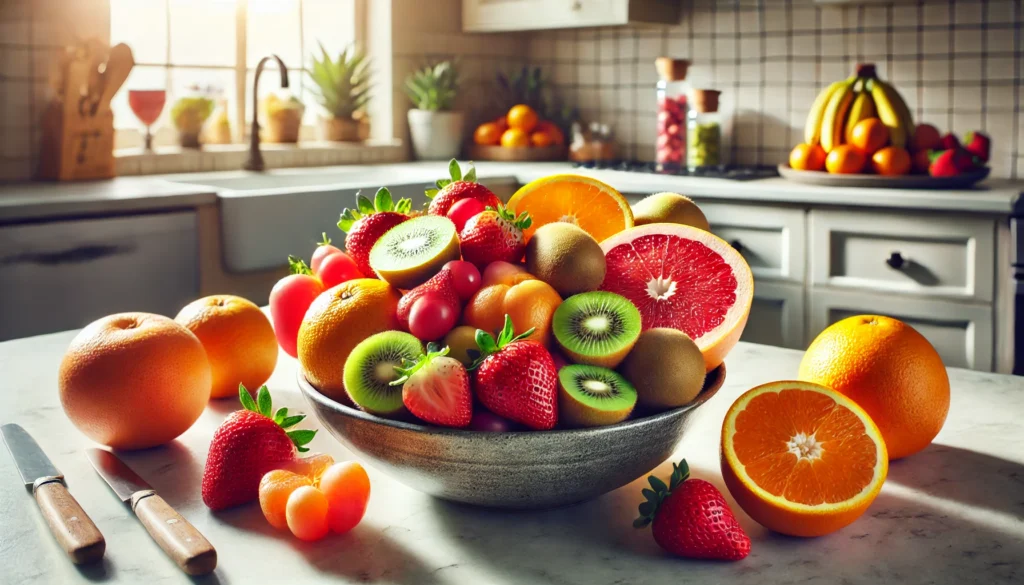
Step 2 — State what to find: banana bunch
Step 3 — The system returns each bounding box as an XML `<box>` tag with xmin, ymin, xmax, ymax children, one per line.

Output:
<box><xmin>804</xmin><ymin>68</ymin><xmax>914</xmax><ymax>152</ymax></box>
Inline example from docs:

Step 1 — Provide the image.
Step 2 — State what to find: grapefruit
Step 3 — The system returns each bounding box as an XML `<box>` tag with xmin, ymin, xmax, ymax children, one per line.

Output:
<box><xmin>599</xmin><ymin>223</ymin><xmax>752</xmax><ymax>371</ymax></box>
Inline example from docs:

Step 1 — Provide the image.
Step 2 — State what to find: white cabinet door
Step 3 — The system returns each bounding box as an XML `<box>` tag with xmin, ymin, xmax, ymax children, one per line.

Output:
<box><xmin>466</xmin><ymin>0</ymin><xmax>675</xmax><ymax>31</ymax></box>
<box><xmin>743</xmin><ymin>281</ymin><xmax>805</xmax><ymax>350</ymax></box>
<box><xmin>698</xmin><ymin>202</ymin><xmax>806</xmax><ymax>283</ymax></box>
<box><xmin>808</xmin><ymin>288</ymin><xmax>994</xmax><ymax>371</ymax></box>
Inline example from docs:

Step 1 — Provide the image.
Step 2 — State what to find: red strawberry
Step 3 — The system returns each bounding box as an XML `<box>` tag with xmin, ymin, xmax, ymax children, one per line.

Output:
<box><xmin>396</xmin><ymin>268</ymin><xmax>461</xmax><ymax>329</ymax></box>
<box><xmin>939</xmin><ymin>133</ymin><xmax>961</xmax><ymax>151</ymax></box>
<box><xmin>426</xmin><ymin>159</ymin><xmax>501</xmax><ymax>217</ymax></box>
<box><xmin>930</xmin><ymin>148</ymin><xmax>974</xmax><ymax>177</ymax></box>
<box><xmin>635</xmin><ymin>459</ymin><xmax>750</xmax><ymax>561</ymax></box>
<box><xmin>964</xmin><ymin>131</ymin><xmax>991</xmax><ymax>163</ymax></box>
<box><xmin>459</xmin><ymin>204</ymin><xmax>532</xmax><ymax>269</ymax></box>
<box><xmin>470</xmin><ymin>316</ymin><xmax>557</xmax><ymax>430</ymax></box>
<box><xmin>339</xmin><ymin>187</ymin><xmax>411</xmax><ymax>276</ymax></box>
<box><xmin>392</xmin><ymin>344</ymin><xmax>472</xmax><ymax>428</ymax></box>
<box><xmin>201</xmin><ymin>385</ymin><xmax>316</xmax><ymax>510</ymax></box>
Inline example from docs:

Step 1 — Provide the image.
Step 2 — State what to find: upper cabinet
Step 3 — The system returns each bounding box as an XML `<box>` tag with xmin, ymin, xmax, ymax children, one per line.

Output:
<box><xmin>463</xmin><ymin>0</ymin><xmax>682</xmax><ymax>32</ymax></box>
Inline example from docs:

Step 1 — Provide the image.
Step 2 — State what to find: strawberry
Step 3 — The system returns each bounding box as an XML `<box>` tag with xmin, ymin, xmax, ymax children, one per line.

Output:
<box><xmin>470</xmin><ymin>316</ymin><xmax>557</xmax><ymax>430</ymax></box>
<box><xmin>391</xmin><ymin>344</ymin><xmax>472</xmax><ymax>428</ymax></box>
<box><xmin>426</xmin><ymin>159</ymin><xmax>501</xmax><ymax>217</ymax></box>
<box><xmin>202</xmin><ymin>385</ymin><xmax>316</xmax><ymax>511</ymax></box>
<box><xmin>939</xmin><ymin>133</ymin><xmax>961</xmax><ymax>151</ymax></box>
<box><xmin>635</xmin><ymin>459</ymin><xmax>751</xmax><ymax>561</ymax></box>
<box><xmin>396</xmin><ymin>268</ymin><xmax>461</xmax><ymax>329</ymax></box>
<box><xmin>459</xmin><ymin>204</ymin><xmax>532</xmax><ymax>269</ymax></box>
<box><xmin>339</xmin><ymin>187</ymin><xmax>412</xmax><ymax>276</ymax></box>
<box><xmin>964</xmin><ymin>130</ymin><xmax>991</xmax><ymax>163</ymax></box>
<box><xmin>929</xmin><ymin>148</ymin><xmax>974</xmax><ymax>177</ymax></box>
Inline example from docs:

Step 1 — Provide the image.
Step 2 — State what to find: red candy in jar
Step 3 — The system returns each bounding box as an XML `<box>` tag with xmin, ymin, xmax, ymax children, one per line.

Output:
<box><xmin>655</xmin><ymin>58</ymin><xmax>691</xmax><ymax>168</ymax></box>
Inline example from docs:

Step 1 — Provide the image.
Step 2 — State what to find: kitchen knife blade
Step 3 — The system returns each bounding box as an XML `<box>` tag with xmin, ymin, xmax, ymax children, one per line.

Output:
<box><xmin>1</xmin><ymin>423</ymin><xmax>105</xmax><ymax>564</ymax></box>
<box><xmin>87</xmin><ymin>448</ymin><xmax>217</xmax><ymax>576</ymax></box>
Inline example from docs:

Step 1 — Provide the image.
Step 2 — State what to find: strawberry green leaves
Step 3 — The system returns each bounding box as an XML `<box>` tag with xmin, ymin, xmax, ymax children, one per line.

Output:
<box><xmin>426</xmin><ymin>159</ymin><xmax>478</xmax><ymax>199</ymax></box>
<box><xmin>634</xmin><ymin>459</ymin><xmax>690</xmax><ymax>528</ymax></box>
<box><xmin>338</xmin><ymin>187</ymin><xmax>413</xmax><ymax>232</ymax></box>
<box><xmin>390</xmin><ymin>343</ymin><xmax>451</xmax><ymax>386</ymax></box>
<box><xmin>288</xmin><ymin>255</ymin><xmax>314</xmax><ymax>275</ymax></box>
<box><xmin>469</xmin><ymin>315</ymin><xmax>536</xmax><ymax>370</ymax></box>
<box><xmin>489</xmin><ymin>204</ymin><xmax>532</xmax><ymax>230</ymax></box>
<box><xmin>238</xmin><ymin>384</ymin><xmax>317</xmax><ymax>453</ymax></box>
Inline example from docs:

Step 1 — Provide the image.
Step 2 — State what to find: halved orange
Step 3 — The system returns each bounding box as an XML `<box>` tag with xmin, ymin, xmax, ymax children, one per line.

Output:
<box><xmin>507</xmin><ymin>174</ymin><xmax>633</xmax><ymax>242</ymax></box>
<box><xmin>721</xmin><ymin>380</ymin><xmax>888</xmax><ymax>537</ymax></box>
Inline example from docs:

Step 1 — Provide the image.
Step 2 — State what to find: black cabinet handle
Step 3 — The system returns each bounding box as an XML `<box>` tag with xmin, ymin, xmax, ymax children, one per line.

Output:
<box><xmin>886</xmin><ymin>251</ymin><xmax>905</xmax><ymax>270</ymax></box>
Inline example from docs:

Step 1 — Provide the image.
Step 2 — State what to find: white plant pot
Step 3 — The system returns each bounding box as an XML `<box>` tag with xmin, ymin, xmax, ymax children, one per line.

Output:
<box><xmin>407</xmin><ymin>109</ymin><xmax>464</xmax><ymax>161</ymax></box>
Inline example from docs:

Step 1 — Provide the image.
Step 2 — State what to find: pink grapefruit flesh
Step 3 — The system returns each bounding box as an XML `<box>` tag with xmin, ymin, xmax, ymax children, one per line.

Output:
<box><xmin>599</xmin><ymin>223</ymin><xmax>753</xmax><ymax>371</ymax></box>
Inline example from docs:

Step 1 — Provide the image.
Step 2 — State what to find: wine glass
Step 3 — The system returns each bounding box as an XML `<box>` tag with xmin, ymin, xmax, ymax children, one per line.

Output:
<box><xmin>128</xmin><ymin>89</ymin><xmax>167</xmax><ymax>151</ymax></box>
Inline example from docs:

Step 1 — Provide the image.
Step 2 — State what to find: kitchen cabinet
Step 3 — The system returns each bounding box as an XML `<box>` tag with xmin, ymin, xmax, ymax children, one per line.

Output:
<box><xmin>743</xmin><ymin>280</ymin><xmax>805</xmax><ymax>349</ymax></box>
<box><xmin>462</xmin><ymin>0</ymin><xmax>682</xmax><ymax>32</ymax></box>
<box><xmin>701</xmin><ymin>202</ymin><xmax>805</xmax><ymax>283</ymax></box>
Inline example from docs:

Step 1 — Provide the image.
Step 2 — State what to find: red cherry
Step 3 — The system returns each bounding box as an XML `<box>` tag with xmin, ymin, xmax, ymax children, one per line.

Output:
<box><xmin>408</xmin><ymin>294</ymin><xmax>458</xmax><ymax>341</ymax></box>
<box><xmin>446</xmin><ymin>198</ymin><xmax>487</xmax><ymax>232</ymax></box>
<box><xmin>317</xmin><ymin>252</ymin><xmax>363</xmax><ymax>288</ymax></box>
<box><xmin>443</xmin><ymin>260</ymin><xmax>482</xmax><ymax>301</ymax></box>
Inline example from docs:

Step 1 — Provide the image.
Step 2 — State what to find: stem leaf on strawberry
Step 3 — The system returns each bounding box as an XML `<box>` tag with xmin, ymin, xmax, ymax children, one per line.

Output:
<box><xmin>648</xmin><ymin>475</ymin><xmax>669</xmax><ymax>494</ymax></box>
<box><xmin>338</xmin><ymin>209</ymin><xmax>359</xmax><ymax>233</ymax></box>
<box><xmin>239</xmin><ymin>384</ymin><xmax>258</xmax><ymax>411</ymax></box>
<box><xmin>278</xmin><ymin>414</ymin><xmax>307</xmax><ymax>429</ymax></box>
<box><xmin>449</xmin><ymin>159</ymin><xmax>462</xmax><ymax>182</ymax></box>
<box><xmin>287</xmin><ymin>255</ymin><xmax>314</xmax><ymax>275</ymax></box>
<box><xmin>375</xmin><ymin>187</ymin><xmax>393</xmax><ymax>211</ymax></box>
<box><xmin>256</xmin><ymin>385</ymin><xmax>273</xmax><ymax>417</ymax></box>
<box><xmin>425</xmin><ymin>188</ymin><xmax>439</xmax><ymax>199</ymax></box>
<box><xmin>395</xmin><ymin>198</ymin><xmax>413</xmax><ymax>214</ymax></box>
<box><xmin>285</xmin><ymin>429</ymin><xmax>316</xmax><ymax>453</ymax></box>
<box><xmin>357</xmin><ymin>194</ymin><xmax>375</xmax><ymax>215</ymax></box>
<box><xmin>464</xmin><ymin>164</ymin><xmax>477</xmax><ymax>183</ymax></box>
<box><xmin>273</xmin><ymin>406</ymin><xmax>288</xmax><ymax>422</ymax></box>
<box><xmin>469</xmin><ymin>315</ymin><xmax>536</xmax><ymax>370</ymax></box>
<box><xmin>390</xmin><ymin>345</ymin><xmax>452</xmax><ymax>386</ymax></box>
<box><xmin>436</xmin><ymin>178</ymin><xmax>451</xmax><ymax>190</ymax></box>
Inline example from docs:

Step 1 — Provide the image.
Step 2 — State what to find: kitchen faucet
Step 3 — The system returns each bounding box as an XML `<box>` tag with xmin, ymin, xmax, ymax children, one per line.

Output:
<box><xmin>243</xmin><ymin>54</ymin><xmax>289</xmax><ymax>172</ymax></box>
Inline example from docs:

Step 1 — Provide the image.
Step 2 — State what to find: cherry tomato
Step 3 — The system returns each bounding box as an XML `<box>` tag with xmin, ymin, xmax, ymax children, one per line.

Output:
<box><xmin>443</xmin><ymin>260</ymin><xmax>482</xmax><ymax>301</ymax></box>
<box><xmin>446</xmin><ymin>198</ymin><xmax>487</xmax><ymax>232</ymax></box>
<box><xmin>469</xmin><ymin>410</ymin><xmax>514</xmax><ymax>432</ymax></box>
<box><xmin>269</xmin><ymin>274</ymin><xmax>325</xmax><ymax>357</ymax></box>
<box><xmin>318</xmin><ymin>252</ymin><xmax>363</xmax><ymax>288</ymax></box>
<box><xmin>319</xmin><ymin>462</ymin><xmax>370</xmax><ymax>535</ymax></box>
<box><xmin>311</xmin><ymin>241</ymin><xmax>343</xmax><ymax>274</ymax></box>
<box><xmin>285</xmin><ymin>485</ymin><xmax>330</xmax><ymax>541</ymax></box>
<box><xmin>408</xmin><ymin>294</ymin><xmax>457</xmax><ymax>341</ymax></box>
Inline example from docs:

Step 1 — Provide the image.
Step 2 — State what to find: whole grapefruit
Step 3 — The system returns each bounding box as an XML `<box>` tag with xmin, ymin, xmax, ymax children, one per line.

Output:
<box><xmin>298</xmin><ymin>279</ymin><xmax>401</xmax><ymax>400</ymax></box>
<box><xmin>797</xmin><ymin>315</ymin><xmax>949</xmax><ymax>460</ymax></box>
<box><xmin>175</xmin><ymin>295</ymin><xmax>278</xmax><ymax>399</ymax></box>
<box><xmin>59</xmin><ymin>313</ymin><xmax>212</xmax><ymax>450</ymax></box>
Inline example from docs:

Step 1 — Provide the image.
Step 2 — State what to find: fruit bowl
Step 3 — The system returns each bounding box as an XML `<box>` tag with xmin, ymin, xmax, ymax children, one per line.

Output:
<box><xmin>777</xmin><ymin>164</ymin><xmax>991</xmax><ymax>189</ymax></box>
<box><xmin>297</xmin><ymin>363</ymin><xmax>725</xmax><ymax>509</ymax></box>
<box><xmin>467</xmin><ymin>143</ymin><xmax>566</xmax><ymax>162</ymax></box>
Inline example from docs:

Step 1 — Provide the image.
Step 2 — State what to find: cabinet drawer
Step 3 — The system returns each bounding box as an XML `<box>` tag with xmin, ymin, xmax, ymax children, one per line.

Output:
<box><xmin>808</xmin><ymin>288</ymin><xmax>993</xmax><ymax>371</ymax></box>
<box><xmin>0</xmin><ymin>212</ymin><xmax>199</xmax><ymax>340</ymax></box>
<box><xmin>809</xmin><ymin>209</ymin><xmax>994</xmax><ymax>302</ymax></box>
<box><xmin>743</xmin><ymin>281</ymin><xmax>805</xmax><ymax>350</ymax></box>
<box><xmin>698</xmin><ymin>202</ymin><xmax>805</xmax><ymax>283</ymax></box>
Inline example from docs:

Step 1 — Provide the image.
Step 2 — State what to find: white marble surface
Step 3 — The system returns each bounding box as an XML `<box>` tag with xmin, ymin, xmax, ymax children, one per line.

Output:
<box><xmin>1</xmin><ymin>329</ymin><xmax>1023</xmax><ymax>585</ymax></box>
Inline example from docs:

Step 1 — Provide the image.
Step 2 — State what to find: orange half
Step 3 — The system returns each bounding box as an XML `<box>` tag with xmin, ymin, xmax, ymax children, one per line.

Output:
<box><xmin>507</xmin><ymin>174</ymin><xmax>633</xmax><ymax>242</ymax></box>
<box><xmin>721</xmin><ymin>380</ymin><xmax>888</xmax><ymax>537</ymax></box>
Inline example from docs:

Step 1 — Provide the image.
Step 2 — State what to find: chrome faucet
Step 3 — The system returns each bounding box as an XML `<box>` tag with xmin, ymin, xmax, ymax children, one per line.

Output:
<box><xmin>243</xmin><ymin>54</ymin><xmax>289</xmax><ymax>172</ymax></box>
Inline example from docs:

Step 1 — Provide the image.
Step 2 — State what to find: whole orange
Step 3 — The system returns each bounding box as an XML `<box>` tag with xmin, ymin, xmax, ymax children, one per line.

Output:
<box><xmin>531</xmin><ymin>131</ymin><xmax>554</xmax><ymax>147</ymax></box>
<box><xmin>798</xmin><ymin>315</ymin><xmax>950</xmax><ymax>460</ymax></box>
<box><xmin>911</xmin><ymin>123</ymin><xmax>941</xmax><ymax>152</ymax></box>
<box><xmin>500</xmin><ymin>128</ymin><xmax>530</xmax><ymax>148</ymax></box>
<box><xmin>535</xmin><ymin>121</ymin><xmax>566</xmax><ymax>145</ymax></box>
<box><xmin>463</xmin><ymin>278</ymin><xmax>562</xmax><ymax>346</ymax></box>
<box><xmin>473</xmin><ymin>122</ymin><xmax>502</xmax><ymax>146</ymax></box>
<box><xmin>789</xmin><ymin>143</ymin><xmax>827</xmax><ymax>171</ymax></box>
<box><xmin>848</xmin><ymin>118</ymin><xmax>889</xmax><ymax>155</ymax></box>
<box><xmin>871</xmin><ymin>146</ymin><xmax>912</xmax><ymax>176</ymax></box>
<box><xmin>507</xmin><ymin>104</ymin><xmax>539</xmax><ymax>133</ymax></box>
<box><xmin>175</xmin><ymin>295</ymin><xmax>278</xmax><ymax>399</ymax></box>
<box><xmin>59</xmin><ymin>313</ymin><xmax>211</xmax><ymax>450</ymax></box>
<box><xmin>297</xmin><ymin>279</ymin><xmax>400</xmax><ymax>400</ymax></box>
<box><xmin>825</xmin><ymin>145</ymin><xmax>866</xmax><ymax>174</ymax></box>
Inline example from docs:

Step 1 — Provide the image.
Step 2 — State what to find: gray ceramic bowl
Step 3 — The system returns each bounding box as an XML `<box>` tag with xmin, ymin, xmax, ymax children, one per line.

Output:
<box><xmin>297</xmin><ymin>364</ymin><xmax>725</xmax><ymax>509</ymax></box>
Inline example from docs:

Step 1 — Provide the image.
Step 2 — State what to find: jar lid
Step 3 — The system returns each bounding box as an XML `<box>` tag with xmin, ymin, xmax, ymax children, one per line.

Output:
<box><xmin>691</xmin><ymin>89</ymin><xmax>721</xmax><ymax>113</ymax></box>
<box><xmin>655</xmin><ymin>57</ymin><xmax>690</xmax><ymax>81</ymax></box>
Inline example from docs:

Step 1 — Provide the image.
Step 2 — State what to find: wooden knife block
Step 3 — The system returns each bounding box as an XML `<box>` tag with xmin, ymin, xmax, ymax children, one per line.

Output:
<box><xmin>37</xmin><ymin>100</ymin><xmax>116</xmax><ymax>181</ymax></box>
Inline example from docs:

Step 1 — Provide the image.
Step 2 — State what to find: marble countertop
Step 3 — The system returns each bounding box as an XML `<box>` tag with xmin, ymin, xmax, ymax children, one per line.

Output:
<box><xmin>2</xmin><ymin>329</ymin><xmax>1022</xmax><ymax>585</ymax></box>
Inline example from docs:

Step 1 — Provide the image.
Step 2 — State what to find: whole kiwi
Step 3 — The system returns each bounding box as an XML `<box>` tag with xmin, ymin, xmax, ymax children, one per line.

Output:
<box><xmin>620</xmin><ymin>328</ymin><xmax>705</xmax><ymax>410</ymax></box>
<box><xmin>631</xmin><ymin>192</ymin><xmax>710</xmax><ymax>231</ymax></box>
<box><xmin>525</xmin><ymin>222</ymin><xmax>606</xmax><ymax>296</ymax></box>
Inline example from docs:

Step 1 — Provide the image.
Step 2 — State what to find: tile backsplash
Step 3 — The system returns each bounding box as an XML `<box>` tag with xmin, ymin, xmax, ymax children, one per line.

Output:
<box><xmin>527</xmin><ymin>0</ymin><xmax>1022</xmax><ymax>178</ymax></box>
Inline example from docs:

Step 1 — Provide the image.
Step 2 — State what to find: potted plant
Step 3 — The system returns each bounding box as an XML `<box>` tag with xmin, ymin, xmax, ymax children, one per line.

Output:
<box><xmin>170</xmin><ymin>95</ymin><xmax>214</xmax><ymax>148</ymax></box>
<box><xmin>308</xmin><ymin>43</ymin><xmax>372</xmax><ymax>142</ymax></box>
<box><xmin>404</xmin><ymin>60</ymin><xmax>462</xmax><ymax>160</ymax></box>
<box><xmin>262</xmin><ymin>92</ymin><xmax>305</xmax><ymax>144</ymax></box>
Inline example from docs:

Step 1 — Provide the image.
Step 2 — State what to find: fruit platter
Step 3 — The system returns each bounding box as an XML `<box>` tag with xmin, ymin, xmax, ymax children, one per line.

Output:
<box><xmin>782</xmin><ymin>63</ymin><xmax>992</xmax><ymax>189</ymax></box>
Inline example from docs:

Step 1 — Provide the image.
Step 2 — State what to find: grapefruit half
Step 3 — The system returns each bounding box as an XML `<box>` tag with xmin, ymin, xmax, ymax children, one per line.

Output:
<box><xmin>599</xmin><ymin>223</ymin><xmax>753</xmax><ymax>371</ymax></box>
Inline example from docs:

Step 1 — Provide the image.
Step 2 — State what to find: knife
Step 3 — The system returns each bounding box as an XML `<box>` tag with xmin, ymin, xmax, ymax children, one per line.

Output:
<box><xmin>1</xmin><ymin>423</ymin><xmax>105</xmax><ymax>564</ymax></box>
<box><xmin>87</xmin><ymin>448</ymin><xmax>217</xmax><ymax>576</ymax></box>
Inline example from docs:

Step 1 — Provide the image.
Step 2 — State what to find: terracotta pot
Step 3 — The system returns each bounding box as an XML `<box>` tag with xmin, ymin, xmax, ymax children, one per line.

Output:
<box><xmin>264</xmin><ymin>110</ymin><xmax>302</xmax><ymax>144</ymax></box>
<box><xmin>178</xmin><ymin>131</ymin><xmax>201</xmax><ymax>149</ymax></box>
<box><xmin>321</xmin><ymin>116</ymin><xmax>370</xmax><ymax>142</ymax></box>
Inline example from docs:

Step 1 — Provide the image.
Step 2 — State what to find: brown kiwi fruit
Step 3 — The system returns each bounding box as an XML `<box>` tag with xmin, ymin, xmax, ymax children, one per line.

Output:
<box><xmin>525</xmin><ymin>222</ymin><xmax>606</xmax><ymax>296</ymax></box>
<box><xmin>620</xmin><ymin>328</ymin><xmax>705</xmax><ymax>409</ymax></box>
<box><xmin>631</xmin><ymin>192</ymin><xmax>710</xmax><ymax>231</ymax></box>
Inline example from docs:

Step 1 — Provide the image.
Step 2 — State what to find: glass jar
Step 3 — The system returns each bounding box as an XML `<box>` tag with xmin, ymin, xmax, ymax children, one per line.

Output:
<box><xmin>655</xmin><ymin>58</ymin><xmax>690</xmax><ymax>168</ymax></box>
<box><xmin>687</xmin><ymin>89</ymin><xmax>722</xmax><ymax>170</ymax></box>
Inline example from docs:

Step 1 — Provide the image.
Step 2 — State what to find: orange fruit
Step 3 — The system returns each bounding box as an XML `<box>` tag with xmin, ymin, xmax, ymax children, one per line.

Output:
<box><xmin>507</xmin><ymin>174</ymin><xmax>634</xmax><ymax>242</ymax></box>
<box><xmin>473</xmin><ymin>122</ymin><xmax>502</xmax><ymax>146</ymax></box>
<box><xmin>721</xmin><ymin>380</ymin><xmax>888</xmax><ymax>537</ymax></box>
<box><xmin>912</xmin><ymin>149</ymin><xmax>932</xmax><ymax>174</ymax></box>
<box><xmin>848</xmin><ymin>118</ymin><xmax>889</xmax><ymax>155</ymax></box>
<box><xmin>789</xmin><ymin>143</ymin><xmax>827</xmax><ymax>171</ymax></box>
<box><xmin>491</xmin><ymin>115</ymin><xmax>509</xmax><ymax>133</ymax></box>
<box><xmin>530</xmin><ymin>130</ymin><xmax>554</xmax><ymax>147</ymax></box>
<box><xmin>500</xmin><ymin>128</ymin><xmax>530</xmax><ymax>148</ymax></box>
<box><xmin>825</xmin><ymin>145</ymin><xmax>866</xmax><ymax>174</ymax></box>
<box><xmin>798</xmin><ymin>315</ymin><xmax>950</xmax><ymax>460</ymax></box>
<box><xmin>871</xmin><ymin>146</ymin><xmax>912</xmax><ymax>176</ymax></box>
<box><xmin>58</xmin><ymin>313</ymin><xmax>211</xmax><ymax>450</ymax></box>
<box><xmin>911</xmin><ymin>123</ymin><xmax>941</xmax><ymax>152</ymax></box>
<box><xmin>259</xmin><ymin>469</ymin><xmax>312</xmax><ymax>530</ymax></box>
<box><xmin>463</xmin><ymin>279</ymin><xmax>562</xmax><ymax>347</ymax></box>
<box><xmin>535</xmin><ymin>120</ymin><xmax>566</xmax><ymax>145</ymax></box>
<box><xmin>175</xmin><ymin>295</ymin><xmax>278</xmax><ymax>399</ymax></box>
<box><xmin>297</xmin><ymin>279</ymin><xmax>401</xmax><ymax>400</ymax></box>
<box><xmin>506</xmin><ymin>104</ymin><xmax>539</xmax><ymax>132</ymax></box>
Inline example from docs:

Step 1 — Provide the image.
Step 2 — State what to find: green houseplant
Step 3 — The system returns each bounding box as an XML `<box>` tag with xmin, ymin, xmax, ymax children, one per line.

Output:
<box><xmin>404</xmin><ymin>60</ymin><xmax>462</xmax><ymax>160</ymax></box>
<box><xmin>171</xmin><ymin>95</ymin><xmax>214</xmax><ymax>148</ymax></box>
<box><xmin>308</xmin><ymin>43</ymin><xmax>372</xmax><ymax>142</ymax></box>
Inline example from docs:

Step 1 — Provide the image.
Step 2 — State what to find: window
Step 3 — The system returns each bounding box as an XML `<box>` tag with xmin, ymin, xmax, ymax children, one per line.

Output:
<box><xmin>110</xmin><ymin>0</ymin><xmax>362</xmax><ymax>149</ymax></box>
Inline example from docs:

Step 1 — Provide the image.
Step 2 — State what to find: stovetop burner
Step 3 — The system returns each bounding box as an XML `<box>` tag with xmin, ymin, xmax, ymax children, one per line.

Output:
<box><xmin>572</xmin><ymin>160</ymin><xmax>780</xmax><ymax>181</ymax></box>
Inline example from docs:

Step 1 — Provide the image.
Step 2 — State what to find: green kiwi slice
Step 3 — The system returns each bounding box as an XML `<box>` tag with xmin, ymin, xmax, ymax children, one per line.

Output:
<box><xmin>552</xmin><ymin>291</ymin><xmax>642</xmax><ymax>368</ymax></box>
<box><xmin>343</xmin><ymin>331</ymin><xmax>424</xmax><ymax>415</ymax></box>
<box><xmin>558</xmin><ymin>364</ymin><xmax>637</xmax><ymax>427</ymax></box>
<box><xmin>369</xmin><ymin>215</ymin><xmax>461</xmax><ymax>289</ymax></box>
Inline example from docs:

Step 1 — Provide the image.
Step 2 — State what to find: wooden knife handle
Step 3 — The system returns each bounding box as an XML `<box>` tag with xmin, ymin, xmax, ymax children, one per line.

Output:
<box><xmin>33</xmin><ymin>480</ymin><xmax>106</xmax><ymax>564</ymax></box>
<box><xmin>133</xmin><ymin>492</ymin><xmax>217</xmax><ymax>576</ymax></box>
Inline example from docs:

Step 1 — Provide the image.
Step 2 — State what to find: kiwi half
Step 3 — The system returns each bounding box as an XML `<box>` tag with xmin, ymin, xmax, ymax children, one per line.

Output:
<box><xmin>343</xmin><ymin>330</ymin><xmax>424</xmax><ymax>416</ymax></box>
<box><xmin>552</xmin><ymin>291</ymin><xmax>642</xmax><ymax>368</ymax></box>
<box><xmin>558</xmin><ymin>364</ymin><xmax>637</xmax><ymax>427</ymax></box>
<box><xmin>369</xmin><ymin>215</ymin><xmax>460</xmax><ymax>289</ymax></box>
